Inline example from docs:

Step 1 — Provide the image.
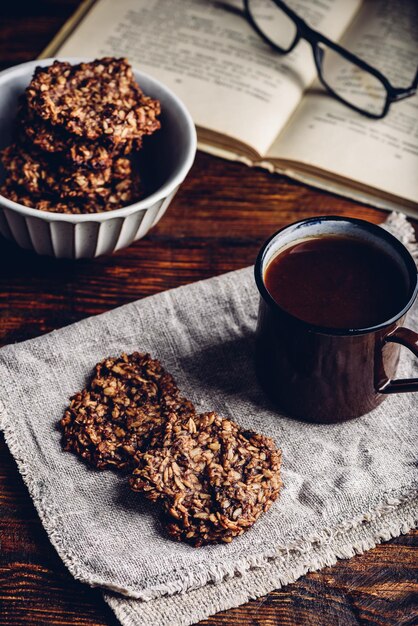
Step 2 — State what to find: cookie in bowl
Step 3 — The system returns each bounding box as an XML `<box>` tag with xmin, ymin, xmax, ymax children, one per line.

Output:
<box><xmin>1</xmin><ymin>58</ymin><xmax>160</xmax><ymax>214</ymax></box>
<box><xmin>0</xmin><ymin>57</ymin><xmax>196</xmax><ymax>257</ymax></box>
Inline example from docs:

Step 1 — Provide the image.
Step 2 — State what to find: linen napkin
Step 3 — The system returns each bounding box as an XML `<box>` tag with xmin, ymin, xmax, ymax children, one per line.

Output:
<box><xmin>0</xmin><ymin>212</ymin><xmax>417</xmax><ymax>626</ymax></box>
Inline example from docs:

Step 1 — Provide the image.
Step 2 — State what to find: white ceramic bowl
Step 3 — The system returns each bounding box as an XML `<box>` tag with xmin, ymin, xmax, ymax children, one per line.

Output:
<box><xmin>0</xmin><ymin>58</ymin><xmax>196</xmax><ymax>259</ymax></box>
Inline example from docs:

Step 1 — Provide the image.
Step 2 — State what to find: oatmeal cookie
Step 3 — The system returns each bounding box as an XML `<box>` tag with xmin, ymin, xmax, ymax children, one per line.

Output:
<box><xmin>18</xmin><ymin>103</ymin><xmax>137</xmax><ymax>169</ymax></box>
<box><xmin>26</xmin><ymin>58</ymin><xmax>160</xmax><ymax>145</ymax></box>
<box><xmin>130</xmin><ymin>411</ymin><xmax>282</xmax><ymax>546</ymax></box>
<box><xmin>60</xmin><ymin>353</ymin><xmax>194</xmax><ymax>470</ymax></box>
<box><xmin>1</xmin><ymin>166</ymin><xmax>142</xmax><ymax>214</ymax></box>
<box><xmin>1</xmin><ymin>143</ymin><xmax>131</xmax><ymax>198</ymax></box>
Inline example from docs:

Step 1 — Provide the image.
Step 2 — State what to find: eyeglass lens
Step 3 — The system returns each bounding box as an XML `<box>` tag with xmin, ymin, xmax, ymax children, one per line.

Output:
<box><xmin>318</xmin><ymin>43</ymin><xmax>387</xmax><ymax>116</ymax></box>
<box><xmin>248</xmin><ymin>0</ymin><xmax>298</xmax><ymax>52</ymax></box>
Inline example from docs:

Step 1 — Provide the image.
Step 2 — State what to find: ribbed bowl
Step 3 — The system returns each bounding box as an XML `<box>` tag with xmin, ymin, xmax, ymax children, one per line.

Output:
<box><xmin>0</xmin><ymin>59</ymin><xmax>197</xmax><ymax>259</ymax></box>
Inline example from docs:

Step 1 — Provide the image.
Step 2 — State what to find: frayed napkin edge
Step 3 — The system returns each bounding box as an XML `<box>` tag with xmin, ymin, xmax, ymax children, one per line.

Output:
<box><xmin>104</xmin><ymin>495</ymin><xmax>418</xmax><ymax>626</ymax></box>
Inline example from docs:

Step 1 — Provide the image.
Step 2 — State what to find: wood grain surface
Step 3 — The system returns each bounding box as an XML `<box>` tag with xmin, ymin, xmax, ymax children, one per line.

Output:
<box><xmin>0</xmin><ymin>2</ymin><xmax>417</xmax><ymax>625</ymax></box>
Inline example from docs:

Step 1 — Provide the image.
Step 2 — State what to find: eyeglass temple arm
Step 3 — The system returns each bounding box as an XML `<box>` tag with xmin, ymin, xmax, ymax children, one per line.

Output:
<box><xmin>391</xmin><ymin>67</ymin><xmax>418</xmax><ymax>101</ymax></box>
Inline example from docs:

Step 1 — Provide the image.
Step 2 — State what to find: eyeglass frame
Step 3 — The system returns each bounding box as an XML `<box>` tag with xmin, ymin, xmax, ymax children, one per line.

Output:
<box><xmin>244</xmin><ymin>0</ymin><xmax>418</xmax><ymax>119</ymax></box>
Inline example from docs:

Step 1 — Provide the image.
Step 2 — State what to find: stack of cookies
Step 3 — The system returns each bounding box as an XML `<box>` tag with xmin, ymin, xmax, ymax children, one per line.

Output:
<box><xmin>60</xmin><ymin>352</ymin><xmax>282</xmax><ymax>547</ymax></box>
<box><xmin>0</xmin><ymin>58</ymin><xmax>161</xmax><ymax>214</ymax></box>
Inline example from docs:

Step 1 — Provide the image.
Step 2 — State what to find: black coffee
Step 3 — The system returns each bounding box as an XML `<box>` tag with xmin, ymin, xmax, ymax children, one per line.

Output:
<box><xmin>264</xmin><ymin>235</ymin><xmax>409</xmax><ymax>329</ymax></box>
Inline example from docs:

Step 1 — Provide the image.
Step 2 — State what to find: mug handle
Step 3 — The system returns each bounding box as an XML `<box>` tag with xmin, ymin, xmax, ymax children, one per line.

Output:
<box><xmin>379</xmin><ymin>327</ymin><xmax>418</xmax><ymax>394</ymax></box>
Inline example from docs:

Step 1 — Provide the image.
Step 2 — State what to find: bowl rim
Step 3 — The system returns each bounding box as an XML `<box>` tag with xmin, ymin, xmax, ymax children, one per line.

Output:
<box><xmin>0</xmin><ymin>57</ymin><xmax>197</xmax><ymax>222</ymax></box>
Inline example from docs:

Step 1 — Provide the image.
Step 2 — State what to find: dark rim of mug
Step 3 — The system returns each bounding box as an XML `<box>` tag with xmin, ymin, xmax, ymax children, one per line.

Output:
<box><xmin>254</xmin><ymin>216</ymin><xmax>418</xmax><ymax>336</ymax></box>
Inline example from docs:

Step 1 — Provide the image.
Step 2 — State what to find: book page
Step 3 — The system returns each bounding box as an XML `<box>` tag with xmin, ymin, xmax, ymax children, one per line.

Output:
<box><xmin>56</xmin><ymin>0</ymin><xmax>361</xmax><ymax>156</ymax></box>
<box><xmin>268</xmin><ymin>0</ymin><xmax>418</xmax><ymax>204</ymax></box>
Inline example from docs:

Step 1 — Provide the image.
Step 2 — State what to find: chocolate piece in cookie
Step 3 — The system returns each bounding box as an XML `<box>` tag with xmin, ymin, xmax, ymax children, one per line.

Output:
<box><xmin>130</xmin><ymin>411</ymin><xmax>282</xmax><ymax>546</ymax></box>
<box><xmin>26</xmin><ymin>58</ymin><xmax>160</xmax><ymax>145</ymax></box>
<box><xmin>60</xmin><ymin>353</ymin><xmax>194</xmax><ymax>469</ymax></box>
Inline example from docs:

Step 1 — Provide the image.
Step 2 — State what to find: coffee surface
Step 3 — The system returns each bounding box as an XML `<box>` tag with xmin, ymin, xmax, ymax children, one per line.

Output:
<box><xmin>264</xmin><ymin>235</ymin><xmax>408</xmax><ymax>329</ymax></box>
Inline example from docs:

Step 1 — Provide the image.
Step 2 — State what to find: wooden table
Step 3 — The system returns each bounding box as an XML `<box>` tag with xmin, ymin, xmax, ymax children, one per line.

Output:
<box><xmin>0</xmin><ymin>2</ymin><xmax>416</xmax><ymax>625</ymax></box>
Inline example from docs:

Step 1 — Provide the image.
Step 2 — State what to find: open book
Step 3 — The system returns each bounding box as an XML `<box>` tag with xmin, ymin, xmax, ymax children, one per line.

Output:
<box><xmin>42</xmin><ymin>0</ymin><xmax>418</xmax><ymax>214</ymax></box>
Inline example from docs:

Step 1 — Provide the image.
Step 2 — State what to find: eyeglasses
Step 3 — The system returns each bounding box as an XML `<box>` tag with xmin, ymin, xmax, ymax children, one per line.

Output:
<box><xmin>244</xmin><ymin>0</ymin><xmax>418</xmax><ymax>119</ymax></box>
